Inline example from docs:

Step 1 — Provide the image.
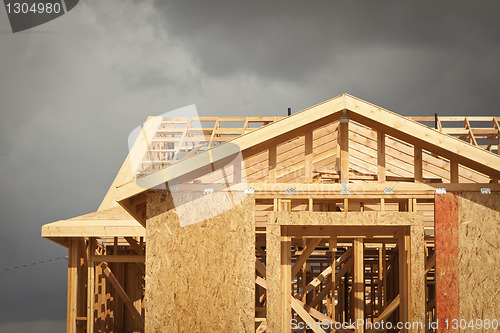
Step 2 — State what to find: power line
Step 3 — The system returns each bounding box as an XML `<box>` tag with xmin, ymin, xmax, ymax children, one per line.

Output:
<box><xmin>0</xmin><ymin>256</ymin><xmax>68</xmax><ymax>272</ymax></box>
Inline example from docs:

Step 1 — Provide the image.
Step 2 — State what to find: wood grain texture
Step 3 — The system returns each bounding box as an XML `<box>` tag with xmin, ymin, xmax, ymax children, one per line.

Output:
<box><xmin>435</xmin><ymin>193</ymin><xmax>459</xmax><ymax>333</ymax></box>
<box><xmin>266</xmin><ymin>222</ymin><xmax>282</xmax><ymax>333</ymax></box>
<box><xmin>410</xmin><ymin>225</ymin><xmax>426</xmax><ymax>332</ymax></box>
<box><xmin>268</xmin><ymin>211</ymin><xmax>426</xmax><ymax>333</ymax></box>
<box><xmin>270</xmin><ymin>211</ymin><xmax>420</xmax><ymax>227</ymax></box>
<box><xmin>145</xmin><ymin>191</ymin><xmax>255</xmax><ymax>333</ymax></box>
<box><xmin>457</xmin><ymin>192</ymin><xmax>500</xmax><ymax>327</ymax></box>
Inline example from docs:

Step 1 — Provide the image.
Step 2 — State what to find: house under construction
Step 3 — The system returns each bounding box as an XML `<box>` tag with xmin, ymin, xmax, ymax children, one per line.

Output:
<box><xmin>42</xmin><ymin>94</ymin><xmax>500</xmax><ymax>333</ymax></box>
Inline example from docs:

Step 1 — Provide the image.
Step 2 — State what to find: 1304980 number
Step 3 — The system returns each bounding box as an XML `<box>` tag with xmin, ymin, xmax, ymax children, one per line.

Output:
<box><xmin>443</xmin><ymin>318</ymin><xmax>499</xmax><ymax>330</ymax></box>
<box><xmin>5</xmin><ymin>2</ymin><xmax>62</xmax><ymax>14</ymax></box>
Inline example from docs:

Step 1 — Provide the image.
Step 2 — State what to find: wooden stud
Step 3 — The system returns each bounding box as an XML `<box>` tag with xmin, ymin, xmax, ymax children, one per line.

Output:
<box><xmin>450</xmin><ymin>160</ymin><xmax>459</xmax><ymax>183</ymax></box>
<box><xmin>87</xmin><ymin>238</ymin><xmax>95</xmax><ymax>333</ymax></box>
<box><xmin>398</xmin><ymin>231</ymin><xmax>409</xmax><ymax>332</ymax></box>
<box><xmin>67</xmin><ymin>238</ymin><xmax>78</xmax><ymax>333</ymax></box>
<box><xmin>339</xmin><ymin>110</ymin><xmax>349</xmax><ymax>182</ymax></box>
<box><xmin>377</xmin><ymin>132</ymin><xmax>386</xmax><ymax>183</ymax></box>
<box><xmin>305</xmin><ymin>131</ymin><xmax>313</xmax><ymax>183</ymax></box>
<box><xmin>281</xmin><ymin>230</ymin><xmax>292</xmax><ymax>333</ymax></box>
<box><xmin>414</xmin><ymin>146</ymin><xmax>423</xmax><ymax>183</ymax></box>
<box><xmin>269</xmin><ymin>145</ymin><xmax>277</xmax><ymax>183</ymax></box>
<box><xmin>301</xmin><ymin>238</ymin><xmax>307</xmax><ymax>303</ymax></box>
<box><xmin>353</xmin><ymin>238</ymin><xmax>364</xmax><ymax>333</ymax></box>
<box><xmin>329</xmin><ymin>237</ymin><xmax>337</xmax><ymax>318</ymax></box>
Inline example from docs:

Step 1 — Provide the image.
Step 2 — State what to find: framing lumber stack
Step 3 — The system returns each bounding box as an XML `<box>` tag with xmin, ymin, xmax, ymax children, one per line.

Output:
<box><xmin>42</xmin><ymin>94</ymin><xmax>500</xmax><ymax>333</ymax></box>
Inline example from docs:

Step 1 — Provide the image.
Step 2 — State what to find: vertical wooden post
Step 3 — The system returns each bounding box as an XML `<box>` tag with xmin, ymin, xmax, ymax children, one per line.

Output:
<box><xmin>266</xmin><ymin>223</ymin><xmax>281</xmax><ymax>332</ymax></box>
<box><xmin>353</xmin><ymin>238</ymin><xmax>364</xmax><ymax>333</ymax></box>
<box><xmin>329</xmin><ymin>237</ymin><xmax>337</xmax><ymax>318</ymax></box>
<box><xmin>398</xmin><ymin>231</ymin><xmax>409</xmax><ymax>332</ymax></box>
<box><xmin>339</xmin><ymin>110</ymin><xmax>349</xmax><ymax>182</ymax></box>
<box><xmin>281</xmin><ymin>228</ymin><xmax>292</xmax><ymax>333</ymax></box>
<box><xmin>269</xmin><ymin>146</ymin><xmax>277</xmax><ymax>183</ymax></box>
<box><xmin>410</xmin><ymin>224</ymin><xmax>426</xmax><ymax>332</ymax></box>
<box><xmin>377</xmin><ymin>132</ymin><xmax>386</xmax><ymax>183</ymax></box>
<box><xmin>67</xmin><ymin>238</ymin><xmax>78</xmax><ymax>333</ymax></box>
<box><xmin>305</xmin><ymin>131</ymin><xmax>313</xmax><ymax>183</ymax></box>
<box><xmin>87</xmin><ymin>237</ymin><xmax>95</xmax><ymax>333</ymax></box>
<box><xmin>450</xmin><ymin>161</ymin><xmax>459</xmax><ymax>183</ymax></box>
<box><xmin>77</xmin><ymin>240</ymin><xmax>86</xmax><ymax>332</ymax></box>
<box><xmin>301</xmin><ymin>238</ymin><xmax>307</xmax><ymax>303</ymax></box>
<box><xmin>414</xmin><ymin>146</ymin><xmax>423</xmax><ymax>183</ymax></box>
<box><xmin>377</xmin><ymin>245</ymin><xmax>385</xmax><ymax>314</ymax></box>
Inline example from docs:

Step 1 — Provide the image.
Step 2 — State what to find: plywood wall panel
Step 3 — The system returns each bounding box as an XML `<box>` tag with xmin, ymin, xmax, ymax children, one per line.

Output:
<box><xmin>266</xmin><ymin>223</ymin><xmax>282</xmax><ymax>333</ymax></box>
<box><xmin>458</xmin><ymin>192</ymin><xmax>500</xmax><ymax>326</ymax></box>
<box><xmin>145</xmin><ymin>191</ymin><xmax>255</xmax><ymax>333</ymax></box>
<box><xmin>410</xmin><ymin>224</ymin><xmax>426</xmax><ymax>331</ymax></box>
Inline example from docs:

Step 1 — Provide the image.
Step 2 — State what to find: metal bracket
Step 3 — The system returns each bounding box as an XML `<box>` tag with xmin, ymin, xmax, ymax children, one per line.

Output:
<box><xmin>286</xmin><ymin>188</ymin><xmax>296</xmax><ymax>195</ymax></box>
<box><xmin>384</xmin><ymin>187</ymin><xmax>394</xmax><ymax>195</ymax></box>
<box><xmin>244</xmin><ymin>188</ymin><xmax>255</xmax><ymax>195</ymax></box>
<box><xmin>340</xmin><ymin>187</ymin><xmax>350</xmax><ymax>195</ymax></box>
<box><xmin>435</xmin><ymin>188</ymin><xmax>447</xmax><ymax>195</ymax></box>
<box><xmin>203</xmin><ymin>187</ymin><xmax>214</xmax><ymax>195</ymax></box>
<box><xmin>480</xmin><ymin>187</ymin><xmax>491</xmax><ymax>195</ymax></box>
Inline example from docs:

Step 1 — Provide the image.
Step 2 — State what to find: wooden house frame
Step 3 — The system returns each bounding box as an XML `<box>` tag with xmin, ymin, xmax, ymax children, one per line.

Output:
<box><xmin>42</xmin><ymin>94</ymin><xmax>500</xmax><ymax>333</ymax></box>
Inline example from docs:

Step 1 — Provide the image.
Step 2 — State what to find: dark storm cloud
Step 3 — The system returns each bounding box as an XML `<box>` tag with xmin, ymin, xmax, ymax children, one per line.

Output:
<box><xmin>154</xmin><ymin>1</ymin><xmax>500</xmax><ymax>79</ymax></box>
<box><xmin>154</xmin><ymin>0</ymin><xmax>500</xmax><ymax>116</ymax></box>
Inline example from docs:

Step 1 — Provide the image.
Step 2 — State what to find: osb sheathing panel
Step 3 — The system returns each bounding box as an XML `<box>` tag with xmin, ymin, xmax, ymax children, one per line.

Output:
<box><xmin>458</xmin><ymin>192</ymin><xmax>500</xmax><ymax>324</ymax></box>
<box><xmin>270</xmin><ymin>211</ymin><xmax>422</xmax><ymax>227</ymax></box>
<box><xmin>410</xmin><ymin>224</ymin><xmax>426</xmax><ymax>330</ymax></box>
<box><xmin>435</xmin><ymin>193</ymin><xmax>460</xmax><ymax>326</ymax></box>
<box><xmin>266</xmin><ymin>223</ymin><xmax>281</xmax><ymax>333</ymax></box>
<box><xmin>145</xmin><ymin>191</ymin><xmax>255</xmax><ymax>333</ymax></box>
<box><xmin>267</xmin><ymin>211</ymin><xmax>426</xmax><ymax>330</ymax></box>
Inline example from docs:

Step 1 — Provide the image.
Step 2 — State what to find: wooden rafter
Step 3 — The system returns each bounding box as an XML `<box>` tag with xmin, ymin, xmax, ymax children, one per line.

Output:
<box><xmin>117</xmin><ymin>95</ymin><xmax>500</xmax><ymax>205</ymax></box>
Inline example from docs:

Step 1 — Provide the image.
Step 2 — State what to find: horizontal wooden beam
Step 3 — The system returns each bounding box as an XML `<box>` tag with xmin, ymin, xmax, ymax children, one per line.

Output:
<box><xmin>92</xmin><ymin>255</ymin><xmax>145</xmax><ymax>263</ymax></box>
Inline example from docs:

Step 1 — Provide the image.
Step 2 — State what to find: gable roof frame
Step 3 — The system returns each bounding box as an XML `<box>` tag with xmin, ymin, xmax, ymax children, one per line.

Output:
<box><xmin>116</xmin><ymin>94</ymin><xmax>500</xmax><ymax>219</ymax></box>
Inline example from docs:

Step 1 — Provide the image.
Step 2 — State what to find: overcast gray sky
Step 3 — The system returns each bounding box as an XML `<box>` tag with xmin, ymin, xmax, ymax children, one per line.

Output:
<box><xmin>1</xmin><ymin>1</ymin><xmax>499</xmax><ymax>331</ymax></box>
